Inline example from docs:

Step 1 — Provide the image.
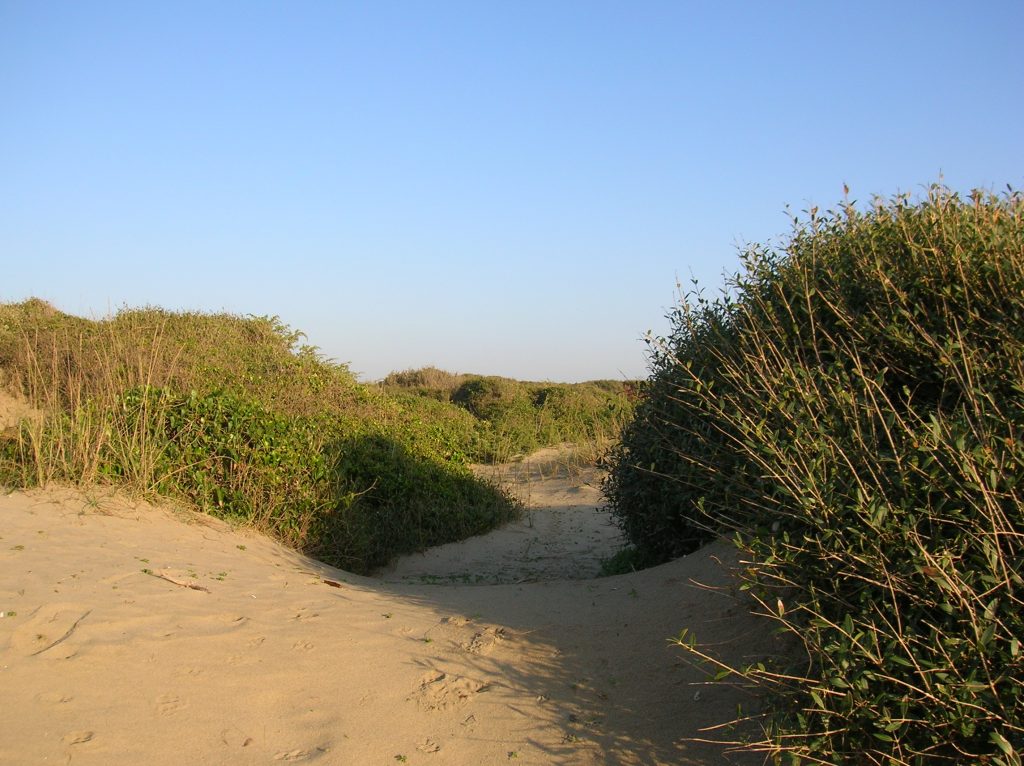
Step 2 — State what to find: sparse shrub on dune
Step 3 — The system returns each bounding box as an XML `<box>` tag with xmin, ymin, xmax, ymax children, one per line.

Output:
<box><xmin>606</xmin><ymin>185</ymin><xmax>1024</xmax><ymax>764</ymax></box>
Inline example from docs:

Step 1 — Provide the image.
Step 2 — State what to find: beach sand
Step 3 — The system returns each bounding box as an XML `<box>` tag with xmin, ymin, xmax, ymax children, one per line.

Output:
<box><xmin>0</xmin><ymin>449</ymin><xmax>779</xmax><ymax>765</ymax></box>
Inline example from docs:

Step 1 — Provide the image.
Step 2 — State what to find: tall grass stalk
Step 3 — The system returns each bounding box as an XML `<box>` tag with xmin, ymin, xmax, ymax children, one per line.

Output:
<box><xmin>13</xmin><ymin>317</ymin><xmax>181</xmax><ymax>489</ymax></box>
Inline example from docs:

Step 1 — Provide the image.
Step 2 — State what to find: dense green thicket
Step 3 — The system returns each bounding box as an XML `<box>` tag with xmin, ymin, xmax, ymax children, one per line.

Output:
<box><xmin>0</xmin><ymin>304</ymin><xmax>516</xmax><ymax>573</ymax></box>
<box><xmin>605</xmin><ymin>186</ymin><xmax>1024</xmax><ymax>763</ymax></box>
<box><xmin>385</xmin><ymin>368</ymin><xmax>636</xmax><ymax>463</ymax></box>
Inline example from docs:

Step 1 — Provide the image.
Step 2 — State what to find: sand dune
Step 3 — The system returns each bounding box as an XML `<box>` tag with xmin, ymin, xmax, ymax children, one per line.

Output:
<box><xmin>0</xmin><ymin>465</ymin><xmax>777</xmax><ymax>765</ymax></box>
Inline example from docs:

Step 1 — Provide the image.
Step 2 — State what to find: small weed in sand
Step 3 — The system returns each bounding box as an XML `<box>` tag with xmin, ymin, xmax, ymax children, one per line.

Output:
<box><xmin>597</xmin><ymin>546</ymin><xmax>651</xmax><ymax>576</ymax></box>
<box><xmin>236</xmin><ymin>544</ymin><xmax>246</xmax><ymax>551</ymax></box>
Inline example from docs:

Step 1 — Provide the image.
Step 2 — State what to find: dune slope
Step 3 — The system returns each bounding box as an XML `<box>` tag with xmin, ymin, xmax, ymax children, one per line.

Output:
<box><xmin>0</xmin><ymin>480</ymin><xmax>775</xmax><ymax>765</ymax></box>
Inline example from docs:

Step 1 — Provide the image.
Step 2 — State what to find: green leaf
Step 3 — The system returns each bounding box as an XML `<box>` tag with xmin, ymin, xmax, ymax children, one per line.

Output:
<box><xmin>991</xmin><ymin>731</ymin><xmax>1015</xmax><ymax>757</ymax></box>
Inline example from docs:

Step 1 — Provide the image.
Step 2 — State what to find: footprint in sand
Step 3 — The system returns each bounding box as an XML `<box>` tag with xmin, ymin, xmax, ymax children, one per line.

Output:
<box><xmin>220</xmin><ymin>728</ymin><xmax>254</xmax><ymax>748</ymax></box>
<box><xmin>291</xmin><ymin>640</ymin><xmax>315</xmax><ymax>652</ymax></box>
<box><xmin>36</xmin><ymin>691</ymin><xmax>73</xmax><ymax>705</ymax></box>
<box><xmin>273</xmin><ymin>746</ymin><xmax>327</xmax><ymax>761</ymax></box>
<box><xmin>462</xmin><ymin>627</ymin><xmax>507</xmax><ymax>656</ymax></box>
<box><xmin>417</xmin><ymin>738</ymin><xmax>441</xmax><ymax>753</ymax></box>
<box><xmin>155</xmin><ymin>693</ymin><xmax>188</xmax><ymax>716</ymax></box>
<box><xmin>61</xmin><ymin>731</ymin><xmax>94</xmax><ymax>745</ymax></box>
<box><xmin>409</xmin><ymin>671</ymin><xmax>489</xmax><ymax>711</ymax></box>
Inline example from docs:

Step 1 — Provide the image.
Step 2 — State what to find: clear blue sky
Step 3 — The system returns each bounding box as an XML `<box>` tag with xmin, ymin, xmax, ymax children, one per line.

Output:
<box><xmin>2</xmin><ymin>2</ymin><xmax>1021</xmax><ymax>382</ymax></box>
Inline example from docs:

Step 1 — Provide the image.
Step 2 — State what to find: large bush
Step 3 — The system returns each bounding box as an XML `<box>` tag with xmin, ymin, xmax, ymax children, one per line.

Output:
<box><xmin>605</xmin><ymin>186</ymin><xmax>1024</xmax><ymax>763</ymax></box>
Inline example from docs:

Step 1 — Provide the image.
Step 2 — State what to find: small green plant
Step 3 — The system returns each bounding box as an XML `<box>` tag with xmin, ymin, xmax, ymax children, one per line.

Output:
<box><xmin>598</xmin><ymin>546</ymin><xmax>651</xmax><ymax>576</ymax></box>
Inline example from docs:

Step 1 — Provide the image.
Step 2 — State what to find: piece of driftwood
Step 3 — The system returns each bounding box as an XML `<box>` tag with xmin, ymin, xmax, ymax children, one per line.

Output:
<box><xmin>146</xmin><ymin>570</ymin><xmax>211</xmax><ymax>593</ymax></box>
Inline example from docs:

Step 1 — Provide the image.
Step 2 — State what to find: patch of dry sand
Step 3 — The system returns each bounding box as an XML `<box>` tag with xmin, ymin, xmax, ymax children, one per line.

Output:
<box><xmin>0</xmin><ymin>457</ymin><xmax>781</xmax><ymax>765</ymax></box>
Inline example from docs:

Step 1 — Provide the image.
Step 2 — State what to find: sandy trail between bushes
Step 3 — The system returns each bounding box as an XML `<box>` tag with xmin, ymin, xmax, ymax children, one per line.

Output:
<box><xmin>0</xmin><ymin>443</ymin><xmax>778</xmax><ymax>765</ymax></box>
<box><xmin>377</xmin><ymin>447</ymin><xmax>625</xmax><ymax>585</ymax></box>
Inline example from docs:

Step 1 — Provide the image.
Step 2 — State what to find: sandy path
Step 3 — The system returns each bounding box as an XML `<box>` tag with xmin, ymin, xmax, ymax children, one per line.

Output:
<box><xmin>377</xmin><ymin>447</ymin><xmax>626</xmax><ymax>584</ymax></box>
<box><xmin>0</xmin><ymin>474</ymin><xmax>778</xmax><ymax>765</ymax></box>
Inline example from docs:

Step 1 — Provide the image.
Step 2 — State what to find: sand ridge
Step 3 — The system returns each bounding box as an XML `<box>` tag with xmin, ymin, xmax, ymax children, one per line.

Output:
<box><xmin>0</xmin><ymin>468</ymin><xmax>778</xmax><ymax>764</ymax></box>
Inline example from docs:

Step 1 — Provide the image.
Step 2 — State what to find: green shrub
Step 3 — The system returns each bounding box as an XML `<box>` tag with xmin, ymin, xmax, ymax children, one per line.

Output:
<box><xmin>126</xmin><ymin>387</ymin><xmax>336</xmax><ymax>541</ymax></box>
<box><xmin>606</xmin><ymin>185</ymin><xmax>1024</xmax><ymax>763</ymax></box>
<box><xmin>329</xmin><ymin>431</ymin><xmax>517</xmax><ymax>571</ymax></box>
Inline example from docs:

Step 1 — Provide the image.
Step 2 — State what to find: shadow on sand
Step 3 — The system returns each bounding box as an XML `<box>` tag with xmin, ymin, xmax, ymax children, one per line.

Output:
<box><xmin>305</xmin><ymin>537</ymin><xmax>784</xmax><ymax>766</ymax></box>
